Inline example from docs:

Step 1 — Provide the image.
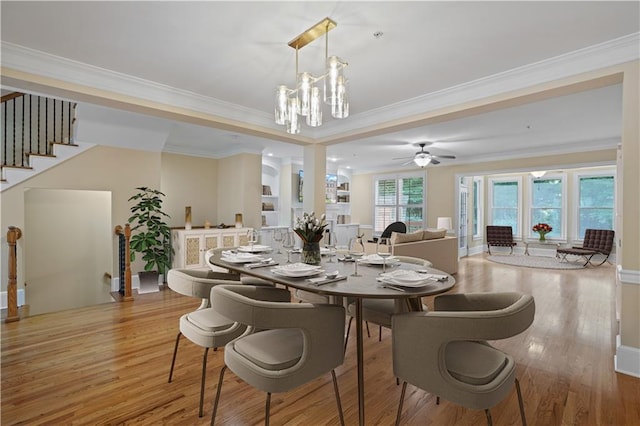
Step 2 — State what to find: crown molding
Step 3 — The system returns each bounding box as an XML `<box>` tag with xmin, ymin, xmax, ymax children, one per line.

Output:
<box><xmin>314</xmin><ymin>32</ymin><xmax>640</xmax><ymax>139</ymax></box>
<box><xmin>2</xmin><ymin>33</ymin><xmax>638</xmax><ymax>143</ymax></box>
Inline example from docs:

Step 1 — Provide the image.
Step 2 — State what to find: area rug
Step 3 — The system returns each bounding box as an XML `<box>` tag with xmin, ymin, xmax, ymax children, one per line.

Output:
<box><xmin>487</xmin><ymin>255</ymin><xmax>585</xmax><ymax>270</ymax></box>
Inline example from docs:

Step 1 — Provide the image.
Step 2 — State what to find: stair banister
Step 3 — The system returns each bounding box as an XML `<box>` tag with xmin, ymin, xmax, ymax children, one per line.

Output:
<box><xmin>5</xmin><ymin>226</ymin><xmax>22</xmax><ymax>322</ymax></box>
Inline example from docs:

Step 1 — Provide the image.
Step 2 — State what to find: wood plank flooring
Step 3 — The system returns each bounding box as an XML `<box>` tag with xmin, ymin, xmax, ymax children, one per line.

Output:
<box><xmin>2</xmin><ymin>255</ymin><xmax>639</xmax><ymax>425</ymax></box>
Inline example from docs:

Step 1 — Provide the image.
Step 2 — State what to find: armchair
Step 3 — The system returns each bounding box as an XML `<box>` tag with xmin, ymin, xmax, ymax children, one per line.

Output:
<box><xmin>392</xmin><ymin>292</ymin><xmax>535</xmax><ymax>425</ymax></box>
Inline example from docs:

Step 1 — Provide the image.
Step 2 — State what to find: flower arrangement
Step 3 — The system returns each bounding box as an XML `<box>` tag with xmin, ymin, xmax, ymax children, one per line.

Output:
<box><xmin>294</xmin><ymin>212</ymin><xmax>328</xmax><ymax>243</ymax></box>
<box><xmin>532</xmin><ymin>223</ymin><xmax>552</xmax><ymax>241</ymax></box>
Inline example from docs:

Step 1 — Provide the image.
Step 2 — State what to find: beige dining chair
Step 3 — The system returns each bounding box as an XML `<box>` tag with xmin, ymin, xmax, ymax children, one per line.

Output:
<box><xmin>345</xmin><ymin>255</ymin><xmax>433</xmax><ymax>347</ymax></box>
<box><xmin>392</xmin><ymin>292</ymin><xmax>535</xmax><ymax>425</ymax></box>
<box><xmin>210</xmin><ymin>284</ymin><xmax>346</xmax><ymax>426</ymax></box>
<box><xmin>166</xmin><ymin>268</ymin><xmax>246</xmax><ymax>417</ymax></box>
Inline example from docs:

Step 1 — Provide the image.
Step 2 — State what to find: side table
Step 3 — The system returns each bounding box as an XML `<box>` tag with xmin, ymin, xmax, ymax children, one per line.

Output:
<box><xmin>524</xmin><ymin>240</ymin><xmax>561</xmax><ymax>256</ymax></box>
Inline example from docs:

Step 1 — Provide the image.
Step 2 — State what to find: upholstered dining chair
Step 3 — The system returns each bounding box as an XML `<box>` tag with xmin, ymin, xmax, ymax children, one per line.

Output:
<box><xmin>392</xmin><ymin>292</ymin><xmax>535</xmax><ymax>426</ymax></box>
<box><xmin>345</xmin><ymin>255</ymin><xmax>433</xmax><ymax>348</ymax></box>
<box><xmin>210</xmin><ymin>284</ymin><xmax>346</xmax><ymax>426</ymax></box>
<box><xmin>167</xmin><ymin>268</ymin><xmax>246</xmax><ymax>417</ymax></box>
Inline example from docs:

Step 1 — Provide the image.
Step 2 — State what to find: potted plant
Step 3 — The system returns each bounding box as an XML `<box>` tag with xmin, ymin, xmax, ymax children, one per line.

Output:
<box><xmin>128</xmin><ymin>187</ymin><xmax>173</xmax><ymax>290</ymax></box>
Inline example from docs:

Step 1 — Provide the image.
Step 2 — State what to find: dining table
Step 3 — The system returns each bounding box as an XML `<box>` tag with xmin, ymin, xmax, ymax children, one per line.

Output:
<box><xmin>208</xmin><ymin>247</ymin><xmax>455</xmax><ymax>426</ymax></box>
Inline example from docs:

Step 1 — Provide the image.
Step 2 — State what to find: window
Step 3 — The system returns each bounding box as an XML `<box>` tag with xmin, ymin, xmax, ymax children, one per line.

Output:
<box><xmin>488</xmin><ymin>178</ymin><xmax>521</xmax><ymax>235</ymax></box>
<box><xmin>530</xmin><ymin>176</ymin><xmax>565</xmax><ymax>239</ymax></box>
<box><xmin>472</xmin><ymin>177</ymin><xmax>484</xmax><ymax>240</ymax></box>
<box><xmin>576</xmin><ymin>174</ymin><xmax>615</xmax><ymax>238</ymax></box>
<box><xmin>374</xmin><ymin>173</ymin><xmax>424</xmax><ymax>234</ymax></box>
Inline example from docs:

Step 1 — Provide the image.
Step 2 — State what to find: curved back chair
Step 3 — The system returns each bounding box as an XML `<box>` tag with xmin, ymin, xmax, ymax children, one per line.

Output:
<box><xmin>345</xmin><ymin>256</ymin><xmax>433</xmax><ymax>347</ymax></box>
<box><xmin>166</xmin><ymin>268</ymin><xmax>244</xmax><ymax>417</ymax></box>
<box><xmin>210</xmin><ymin>285</ymin><xmax>346</xmax><ymax>426</ymax></box>
<box><xmin>381</xmin><ymin>221</ymin><xmax>407</xmax><ymax>240</ymax></box>
<box><xmin>392</xmin><ymin>292</ymin><xmax>535</xmax><ymax>425</ymax></box>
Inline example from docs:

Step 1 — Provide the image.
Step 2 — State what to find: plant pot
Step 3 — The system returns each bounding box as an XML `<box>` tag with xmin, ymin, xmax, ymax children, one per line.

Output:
<box><xmin>138</xmin><ymin>270</ymin><xmax>160</xmax><ymax>294</ymax></box>
<box><xmin>302</xmin><ymin>241</ymin><xmax>321</xmax><ymax>265</ymax></box>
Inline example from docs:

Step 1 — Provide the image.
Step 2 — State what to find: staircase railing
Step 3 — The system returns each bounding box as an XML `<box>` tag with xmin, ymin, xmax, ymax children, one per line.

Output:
<box><xmin>1</xmin><ymin>92</ymin><xmax>77</xmax><ymax>171</ymax></box>
<box><xmin>5</xmin><ymin>226</ymin><xmax>22</xmax><ymax>322</ymax></box>
<box><xmin>114</xmin><ymin>224</ymin><xmax>134</xmax><ymax>301</ymax></box>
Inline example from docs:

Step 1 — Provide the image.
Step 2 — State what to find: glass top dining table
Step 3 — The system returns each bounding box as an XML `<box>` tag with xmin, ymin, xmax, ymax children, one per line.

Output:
<box><xmin>208</xmin><ymin>248</ymin><xmax>456</xmax><ymax>426</ymax></box>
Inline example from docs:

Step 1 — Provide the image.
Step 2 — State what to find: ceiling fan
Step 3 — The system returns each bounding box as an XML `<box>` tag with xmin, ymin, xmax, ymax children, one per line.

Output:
<box><xmin>394</xmin><ymin>143</ymin><xmax>456</xmax><ymax>167</ymax></box>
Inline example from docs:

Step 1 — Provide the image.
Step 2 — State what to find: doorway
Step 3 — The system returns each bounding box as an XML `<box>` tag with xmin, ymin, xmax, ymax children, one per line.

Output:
<box><xmin>24</xmin><ymin>189</ymin><xmax>113</xmax><ymax>316</ymax></box>
<box><xmin>458</xmin><ymin>182</ymin><xmax>469</xmax><ymax>257</ymax></box>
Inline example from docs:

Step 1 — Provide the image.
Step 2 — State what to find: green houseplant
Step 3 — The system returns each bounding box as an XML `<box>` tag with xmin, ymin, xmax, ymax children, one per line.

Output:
<box><xmin>128</xmin><ymin>187</ymin><xmax>174</xmax><ymax>282</ymax></box>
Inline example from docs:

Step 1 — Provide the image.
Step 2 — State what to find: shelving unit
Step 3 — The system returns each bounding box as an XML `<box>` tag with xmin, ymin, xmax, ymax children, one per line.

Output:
<box><xmin>262</xmin><ymin>163</ymin><xmax>279</xmax><ymax>227</ymax></box>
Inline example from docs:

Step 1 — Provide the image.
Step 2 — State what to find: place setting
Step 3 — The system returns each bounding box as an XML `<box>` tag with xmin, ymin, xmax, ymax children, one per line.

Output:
<box><xmin>377</xmin><ymin>269</ymin><xmax>448</xmax><ymax>292</ymax></box>
<box><xmin>220</xmin><ymin>250</ymin><xmax>278</xmax><ymax>268</ymax></box>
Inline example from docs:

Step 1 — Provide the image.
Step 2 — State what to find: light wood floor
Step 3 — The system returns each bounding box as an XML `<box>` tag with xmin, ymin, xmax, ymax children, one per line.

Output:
<box><xmin>2</xmin><ymin>255</ymin><xmax>639</xmax><ymax>425</ymax></box>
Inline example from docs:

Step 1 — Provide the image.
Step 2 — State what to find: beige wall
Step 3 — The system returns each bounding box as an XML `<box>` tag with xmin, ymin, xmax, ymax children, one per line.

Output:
<box><xmin>1</xmin><ymin>145</ymin><xmax>161</xmax><ymax>285</ymax></box>
<box><xmin>216</xmin><ymin>153</ymin><xmax>262</xmax><ymax>229</ymax></box>
<box><xmin>161</xmin><ymin>153</ymin><xmax>219</xmax><ymax>227</ymax></box>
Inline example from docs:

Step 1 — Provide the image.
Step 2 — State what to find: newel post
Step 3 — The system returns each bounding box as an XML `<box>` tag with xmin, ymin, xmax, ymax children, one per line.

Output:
<box><xmin>5</xmin><ymin>226</ymin><xmax>22</xmax><ymax>322</ymax></box>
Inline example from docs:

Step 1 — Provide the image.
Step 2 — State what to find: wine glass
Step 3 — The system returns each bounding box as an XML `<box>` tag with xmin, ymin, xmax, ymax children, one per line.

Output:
<box><xmin>324</xmin><ymin>230</ymin><xmax>338</xmax><ymax>263</ymax></box>
<box><xmin>282</xmin><ymin>229</ymin><xmax>295</xmax><ymax>263</ymax></box>
<box><xmin>247</xmin><ymin>229</ymin><xmax>259</xmax><ymax>251</ymax></box>
<box><xmin>273</xmin><ymin>228</ymin><xmax>284</xmax><ymax>254</ymax></box>
<box><xmin>348</xmin><ymin>236</ymin><xmax>365</xmax><ymax>277</ymax></box>
<box><xmin>376</xmin><ymin>237</ymin><xmax>392</xmax><ymax>274</ymax></box>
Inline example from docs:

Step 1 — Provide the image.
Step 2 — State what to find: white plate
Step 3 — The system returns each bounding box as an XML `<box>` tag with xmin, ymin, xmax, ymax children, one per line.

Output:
<box><xmin>221</xmin><ymin>252</ymin><xmax>263</xmax><ymax>263</ymax></box>
<box><xmin>272</xmin><ymin>268</ymin><xmax>324</xmax><ymax>278</ymax></box>
<box><xmin>361</xmin><ymin>254</ymin><xmax>399</xmax><ymax>265</ymax></box>
<box><xmin>378</xmin><ymin>270</ymin><xmax>433</xmax><ymax>287</ymax></box>
<box><xmin>237</xmin><ymin>245</ymin><xmax>272</xmax><ymax>253</ymax></box>
<box><xmin>274</xmin><ymin>262</ymin><xmax>323</xmax><ymax>272</ymax></box>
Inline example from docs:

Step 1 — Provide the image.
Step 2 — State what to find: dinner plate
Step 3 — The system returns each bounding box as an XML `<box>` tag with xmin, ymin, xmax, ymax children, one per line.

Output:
<box><xmin>221</xmin><ymin>252</ymin><xmax>263</xmax><ymax>263</ymax></box>
<box><xmin>378</xmin><ymin>270</ymin><xmax>434</xmax><ymax>287</ymax></box>
<box><xmin>271</xmin><ymin>263</ymin><xmax>324</xmax><ymax>277</ymax></box>
<box><xmin>237</xmin><ymin>245</ymin><xmax>272</xmax><ymax>253</ymax></box>
<box><xmin>272</xmin><ymin>268</ymin><xmax>324</xmax><ymax>278</ymax></box>
<box><xmin>361</xmin><ymin>254</ymin><xmax>400</xmax><ymax>265</ymax></box>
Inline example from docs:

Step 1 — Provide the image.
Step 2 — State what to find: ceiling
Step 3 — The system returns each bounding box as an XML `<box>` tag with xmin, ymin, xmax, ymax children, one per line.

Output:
<box><xmin>1</xmin><ymin>1</ymin><xmax>638</xmax><ymax>173</ymax></box>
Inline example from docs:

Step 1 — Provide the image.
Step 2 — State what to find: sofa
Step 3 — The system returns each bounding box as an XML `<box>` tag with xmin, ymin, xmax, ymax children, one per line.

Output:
<box><xmin>364</xmin><ymin>229</ymin><xmax>458</xmax><ymax>274</ymax></box>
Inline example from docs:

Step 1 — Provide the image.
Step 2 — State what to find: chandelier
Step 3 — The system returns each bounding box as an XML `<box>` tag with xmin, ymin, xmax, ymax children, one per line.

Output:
<box><xmin>275</xmin><ymin>17</ymin><xmax>349</xmax><ymax>134</ymax></box>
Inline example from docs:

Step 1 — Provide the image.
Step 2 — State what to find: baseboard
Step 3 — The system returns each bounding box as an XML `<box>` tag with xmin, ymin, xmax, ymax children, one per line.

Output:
<box><xmin>615</xmin><ymin>336</ymin><xmax>640</xmax><ymax>378</ymax></box>
<box><xmin>0</xmin><ymin>289</ymin><xmax>25</xmax><ymax>309</ymax></box>
<box><xmin>617</xmin><ymin>265</ymin><xmax>640</xmax><ymax>285</ymax></box>
<box><xmin>111</xmin><ymin>274</ymin><xmax>164</xmax><ymax>292</ymax></box>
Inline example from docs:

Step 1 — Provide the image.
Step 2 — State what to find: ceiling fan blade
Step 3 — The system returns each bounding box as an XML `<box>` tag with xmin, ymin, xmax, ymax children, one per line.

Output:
<box><xmin>431</xmin><ymin>155</ymin><xmax>456</xmax><ymax>159</ymax></box>
<box><xmin>430</xmin><ymin>158</ymin><xmax>441</xmax><ymax>165</ymax></box>
<box><xmin>401</xmin><ymin>159</ymin><xmax>415</xmax><ymax>166</ymax></box>
<box><xmin>392</xmin><ymin>156</ymin><xmax>414</xmax><ymax>160</ymax></box>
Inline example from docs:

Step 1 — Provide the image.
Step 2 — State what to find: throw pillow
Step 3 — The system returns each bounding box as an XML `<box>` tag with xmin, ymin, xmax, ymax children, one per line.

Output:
<box><xmin>390</xmin><ymin>230</ymin><xmax>423</xmax><ymax>245</ymax></box>
<box><xmin>423</xmin><ymin>229</ymin><xmax>447</xmax><ymax>240</ymax></box>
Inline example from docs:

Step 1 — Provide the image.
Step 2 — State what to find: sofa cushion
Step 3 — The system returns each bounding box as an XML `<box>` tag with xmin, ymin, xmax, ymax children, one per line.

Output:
<box><xmin>423</xmin><ymin>229</ymin><xmax>446</xmax><ymax>240</ymax></box>
<box><xmin>391</xmin><ymin>230</ymin><xmax>423</xmax><ymax>245</ymax></box>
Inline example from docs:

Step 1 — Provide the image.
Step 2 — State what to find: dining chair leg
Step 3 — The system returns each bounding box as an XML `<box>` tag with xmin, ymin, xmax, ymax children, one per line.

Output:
<box><xmin>515</xmin><ymin>378</ymin><xmax>527</xmax><ymax>426</ymax></box>
<box><xmin>485</xmin><ymin>408</ymin><xmax>493</xmax><ymax>426</ymax></box>
<box><xmin>168</xmin><ymin>332</ymin><xmax>182</xmax><ymax>382</ymax></box>
<box><xmin>344</xmin><ymin>317</ymin><xmax>352</xmax><ymax>353</ymax></box>
<box><xmin>210</xmin><ymin>365</ymin><xmax>227</xmax><ymax>426</ymax></box>
<box><xmin>331</xmin><ymin>370</ymin><xmax>345</xmax><ymax>426</ymax></box>
<box><xmin>198</xmin><ymin>347</ymin><xmax>210</xmax><ymax>417</ymax></box>
<box><xmin>366</xmin><ymin>321</ymin><xmax>371</xmax><ymax>338</ymax></box>
<box><xmin>265</xmin><ymin>392</ymin><xmax>271</xmax><ymax>426</ymax></box>
<box><xmin>395</xmin><ymin>381</ymin><xmax>407</xmax><ymax>426</ymax></box>
<box><xmin>379</xmin><ymin>325</ymin><xmax>382</xmax><ymax>341</ymax></box>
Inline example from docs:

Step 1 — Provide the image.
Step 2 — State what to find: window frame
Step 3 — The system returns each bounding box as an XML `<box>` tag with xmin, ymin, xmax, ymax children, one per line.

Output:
<box><xmin>528</xmin><ymin>173</ymin><xmax>566</xmax><ymax>241</ymax></box>
<box><xmin>372</xmin><ymin>172</ymin><xmax>425</xmax><ymax>236</ymax></box>
<box><xmin>488</xmin><ymin>176</ymin><xmax>522</xmax><ymax>238</ymax></box>
<box><xmin>573</xmin><ymin>170</ymin><xmax>615</xmax><ymax>241</ymax></box>
<box><xmin>472</xmin><ymin>176</ymin><xmax>484</xmax><ymax>241</ymax></box>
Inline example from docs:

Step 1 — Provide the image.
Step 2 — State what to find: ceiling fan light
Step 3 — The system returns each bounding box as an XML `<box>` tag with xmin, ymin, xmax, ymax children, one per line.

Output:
<box><xmin>531</xmin><ymin>170</ymin><xmax>547</xmax><ymax>178</ymax></box>
<box><xmin>414</xmin><ymin>154</ymin><xmax>431</xmax><ymax>168</ymax></box>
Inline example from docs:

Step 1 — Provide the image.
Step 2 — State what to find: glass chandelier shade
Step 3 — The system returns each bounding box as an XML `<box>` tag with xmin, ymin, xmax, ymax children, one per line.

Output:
<box><xmin>414</xmin><ymin>154</ymin><xmax>432</xmax><ymax>168</ymax></box>
<box><xmin>275</xmin><ymin>18</ymin><xmax>349</xmax><ymax>134</ymax></box>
